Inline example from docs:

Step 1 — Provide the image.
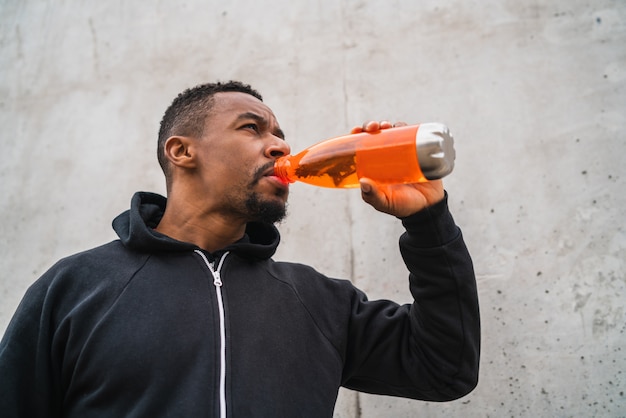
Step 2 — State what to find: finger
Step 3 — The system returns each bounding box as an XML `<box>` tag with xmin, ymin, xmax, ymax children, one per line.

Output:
<box><xmin>354</xmin><ymin>120</ymin><xmax>398</xmax><ymax>134</ymax></box>
<box><xmin>359</xmin><ymin>178</ymin><xmax>388</xmax><ymax>211</ymax></box>
<box><xmin>380</xmin><ymin>120</ymin><xmax>393</xmax><ymax>129</ymax></box>
<box><xmin>350</xmin><ymin>126</ymin><xmax>364</xmax><ymax>134</ymax></box>
<box><xmin>359</xmin><ymin>177</ymin><xmax>373</xmax><ymax>195</ymax></box>
<box><xmin>362</xmin><ymin>120</ymin><xmax>380</xmax><ymax>132</ymax></box>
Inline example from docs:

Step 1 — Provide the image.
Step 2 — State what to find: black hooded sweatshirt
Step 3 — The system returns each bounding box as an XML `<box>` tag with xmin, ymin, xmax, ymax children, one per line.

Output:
<box><xmin>0</xmin><ymin>191</ymin><xmax>480</xmax><ymax>417</ymax></box>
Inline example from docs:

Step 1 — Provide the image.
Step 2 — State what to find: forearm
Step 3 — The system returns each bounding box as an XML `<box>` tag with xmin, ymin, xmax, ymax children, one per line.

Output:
<box><xmin>341</xmin><ymin>194</ymin><xmax>480</xmax><ymax>401</ymax></box>
<box><xmin>399</xmin><ymin>193</ymin><xmax>480</xmax><ymax>399</ymax></box>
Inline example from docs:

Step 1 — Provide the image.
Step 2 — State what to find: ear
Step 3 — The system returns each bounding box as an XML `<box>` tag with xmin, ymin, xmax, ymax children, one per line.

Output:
<box><xmin>163</xmin><ymin>136</ymin><xmax>197</xmax><ymax>169</ymax></box>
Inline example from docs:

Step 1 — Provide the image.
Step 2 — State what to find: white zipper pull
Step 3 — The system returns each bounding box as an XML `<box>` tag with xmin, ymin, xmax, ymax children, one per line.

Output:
<box><xmin>213</xmin><ymin>270</ymin><xmax>223</xmax><ymax>287</ymax></box>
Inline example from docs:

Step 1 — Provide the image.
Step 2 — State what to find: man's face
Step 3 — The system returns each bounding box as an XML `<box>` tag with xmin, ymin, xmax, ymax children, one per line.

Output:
<box><xmin>193</xmin><ymin>92</ymin><xmax>291</xmax><ymax>224</ymax></box>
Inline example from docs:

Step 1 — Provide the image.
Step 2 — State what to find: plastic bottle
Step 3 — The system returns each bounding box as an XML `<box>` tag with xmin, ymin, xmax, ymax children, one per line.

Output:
<box><xmin>274</xmin><ymin>122</ymin><xmax>455</xmax><ymax>188</ymax></box>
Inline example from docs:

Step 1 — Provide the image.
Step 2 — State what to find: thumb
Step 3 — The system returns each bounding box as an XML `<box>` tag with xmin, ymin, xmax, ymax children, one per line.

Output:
<box><xmin>359</xmin><ymin>178</ymin><xmax>387</xmax><ymax>210</ymax></box>
<box><xmin>359</xmin><ymin>178</ymin><xmax>372</xmax><ymax>194</ymax></box>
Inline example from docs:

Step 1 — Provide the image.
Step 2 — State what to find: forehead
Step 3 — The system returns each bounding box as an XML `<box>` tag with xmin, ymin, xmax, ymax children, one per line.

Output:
<box><xmin>209</xmin><ymin>92</ymin><xmax>278</xmax><ymax>123</ymax></box>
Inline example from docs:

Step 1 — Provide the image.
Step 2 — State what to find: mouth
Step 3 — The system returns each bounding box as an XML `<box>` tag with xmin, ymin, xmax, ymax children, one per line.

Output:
<box><xmin>262</xmin><ymin>165</ymin><xmax>277</xmax><ymax>177</ymax></box>
<box><xmin>256</xmin><ymin>163</ymin><xmax>289</xmax><ymax>189</ymax></box>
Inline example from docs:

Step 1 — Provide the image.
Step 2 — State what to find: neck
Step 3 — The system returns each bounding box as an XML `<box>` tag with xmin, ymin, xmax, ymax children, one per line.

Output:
<box><xmin>155</xmin><ymin>195</ymin><xmax>247</xmax><ymax>253</ymax></box>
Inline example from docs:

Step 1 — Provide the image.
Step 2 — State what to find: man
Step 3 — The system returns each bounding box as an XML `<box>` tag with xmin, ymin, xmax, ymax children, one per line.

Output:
<box><xmin>0</xmin><ymin>81</ymin><xmax>480</xmax><ymax>417</ymax></box>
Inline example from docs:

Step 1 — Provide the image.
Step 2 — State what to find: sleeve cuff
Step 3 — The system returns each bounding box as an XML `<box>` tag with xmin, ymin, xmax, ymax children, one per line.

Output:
<box><xmin>399</xmin><ymin>191</ymin><xmax>460</xmax><ymax>248</ymax></box>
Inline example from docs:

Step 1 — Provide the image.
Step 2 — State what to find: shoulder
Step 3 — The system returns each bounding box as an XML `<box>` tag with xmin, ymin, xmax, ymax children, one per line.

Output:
<box><xmin>25</xmin><ymin>240</ymin><xmax>152</xmax><ymax>309</ymax></box>
<box><xmin>50</xmin><ymin>240</ymin><xmax>149</xmax><ymax>276</ymax></box>
<box><xmin>263</xmin><ymin>259</ymin><xmax>363</xmax><ymax>303</ymax></box>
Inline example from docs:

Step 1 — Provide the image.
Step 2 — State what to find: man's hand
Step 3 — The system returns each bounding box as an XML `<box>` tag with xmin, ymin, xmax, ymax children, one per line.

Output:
<box><xmin>351</xmin><ymin>120</ymin><xmax>445</xmax><ymax>218</ymax></box>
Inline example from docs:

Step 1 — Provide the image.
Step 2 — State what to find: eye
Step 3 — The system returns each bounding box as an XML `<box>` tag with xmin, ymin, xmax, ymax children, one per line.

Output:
<box><xmin>241</xmin><ymin>123</ymin><xmax>259</xmax><ymax>133</ymax></box>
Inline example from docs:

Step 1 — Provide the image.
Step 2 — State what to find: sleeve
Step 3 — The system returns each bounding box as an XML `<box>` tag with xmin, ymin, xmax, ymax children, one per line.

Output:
<box><xmin>0</xmin><ymin>277</ymin><xmax>63</xmax><ymax>418</ymax></box>
<box><xmin>341</xmin><ymin>192</ymin><xmax>480</xmax><ymax>401</ymax></box>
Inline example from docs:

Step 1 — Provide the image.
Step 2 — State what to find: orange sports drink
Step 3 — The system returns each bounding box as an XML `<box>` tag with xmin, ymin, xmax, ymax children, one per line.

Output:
<box><xmin>274</xmin><ymin>123</ymin><xmax>456</xmax><ymax>188</ymax></box>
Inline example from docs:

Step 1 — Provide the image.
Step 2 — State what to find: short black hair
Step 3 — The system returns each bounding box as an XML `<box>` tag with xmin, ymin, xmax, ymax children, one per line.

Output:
<box><xmin>157</xmin><ymin>81</ymin><xmax>263</xmax><ymax>178</ymax></box>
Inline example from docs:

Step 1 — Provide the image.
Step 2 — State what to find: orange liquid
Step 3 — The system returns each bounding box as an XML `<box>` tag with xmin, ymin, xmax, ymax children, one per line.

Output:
<box><xmin>275</xmin><ymin>125</ymin><xmax>427</xmax><ymax>188</ymax></box>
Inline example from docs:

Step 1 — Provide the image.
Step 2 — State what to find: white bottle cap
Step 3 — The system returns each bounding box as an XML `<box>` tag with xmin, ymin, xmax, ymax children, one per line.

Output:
<box><xmin>415</xmin><ymin>123</ymin><xmax>456</xmax><ymax>180</ymax></box>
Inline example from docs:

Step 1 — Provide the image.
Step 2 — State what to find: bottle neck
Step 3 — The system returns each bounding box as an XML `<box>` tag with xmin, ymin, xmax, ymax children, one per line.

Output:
<box><xmin>273</xmin><ymin>156</ymin><xmax>294</xmax><ymax>184</ymax></box>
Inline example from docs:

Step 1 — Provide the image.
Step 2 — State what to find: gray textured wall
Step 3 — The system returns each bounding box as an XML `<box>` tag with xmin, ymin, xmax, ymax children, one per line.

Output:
<box><xmin>1</xmin><ymin>1</ymin><xmax>624</xmax><ymax>416</ymax></box>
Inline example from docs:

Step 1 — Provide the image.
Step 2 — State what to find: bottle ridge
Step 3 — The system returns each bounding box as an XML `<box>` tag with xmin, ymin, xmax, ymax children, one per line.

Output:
<box><xmin>274</xmin><ymin>123</ymin><xmax>455</xmax><ymax>188</ymax></box>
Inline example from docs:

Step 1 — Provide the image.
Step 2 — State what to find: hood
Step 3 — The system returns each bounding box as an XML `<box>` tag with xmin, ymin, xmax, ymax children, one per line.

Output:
<box><xmin>112</xmin><ymin>192</ymin><xmax>280</xmax><ymax>260</ymax></box>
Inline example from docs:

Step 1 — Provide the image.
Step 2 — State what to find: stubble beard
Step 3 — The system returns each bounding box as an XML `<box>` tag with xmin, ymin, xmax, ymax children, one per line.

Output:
<box><xmin>244</xmin><ymin>191</ymin><xmax>287</xmax><ymax>225</ymax></box>
<box><xmin>243</xmin><ymin>162</ymin><xmax>288</xmax><ymax>224</ymax></box>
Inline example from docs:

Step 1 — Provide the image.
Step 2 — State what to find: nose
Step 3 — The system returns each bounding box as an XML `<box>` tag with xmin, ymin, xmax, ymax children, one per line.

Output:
<box><xmin>266</xmin><ymin>135</ymin><xmax>291</xmax><ymax>158</ymax></box>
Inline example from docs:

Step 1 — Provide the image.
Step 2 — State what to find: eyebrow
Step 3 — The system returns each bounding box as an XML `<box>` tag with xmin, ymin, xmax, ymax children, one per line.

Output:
<box><xmin>236</xmin><ymin>112</ymin><xmax>285</xmax><ymax>140</ymax></box>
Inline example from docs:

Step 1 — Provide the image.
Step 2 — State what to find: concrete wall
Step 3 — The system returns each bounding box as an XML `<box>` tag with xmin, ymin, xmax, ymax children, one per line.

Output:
<box><xmin>1</xmin><ymin>0</ymin><xmax>624</xmax><ymax>416</ymax></box>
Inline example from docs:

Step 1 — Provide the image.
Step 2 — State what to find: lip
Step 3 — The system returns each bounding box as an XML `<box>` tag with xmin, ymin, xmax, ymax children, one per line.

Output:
<box><xmin>262</xmin><ymin>166</ymin><xmax>277</xmax><ymax>177</ymax></box>
<box><xmin>260</xmin><ymin>166</ymin><xmax>289</xmax><ymax>189</ymax></box>
<box><xmin>264</xmin><ymin>174</ymin><xmax>289</xmax><ymax>189</ymax></box>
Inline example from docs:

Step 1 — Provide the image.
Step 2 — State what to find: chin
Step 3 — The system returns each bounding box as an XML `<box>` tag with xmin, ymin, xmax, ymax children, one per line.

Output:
<box><xmin>245</xmin><ymin>193</ymin><xmax>287</xmax><ymax>224</ymax></box>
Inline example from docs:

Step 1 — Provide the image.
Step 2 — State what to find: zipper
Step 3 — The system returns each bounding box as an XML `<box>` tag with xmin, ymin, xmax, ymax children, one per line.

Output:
<box><xmin>195</xmin><ymin>249</ymin><xmax>229</xmax><ymax>418</ymax></box>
